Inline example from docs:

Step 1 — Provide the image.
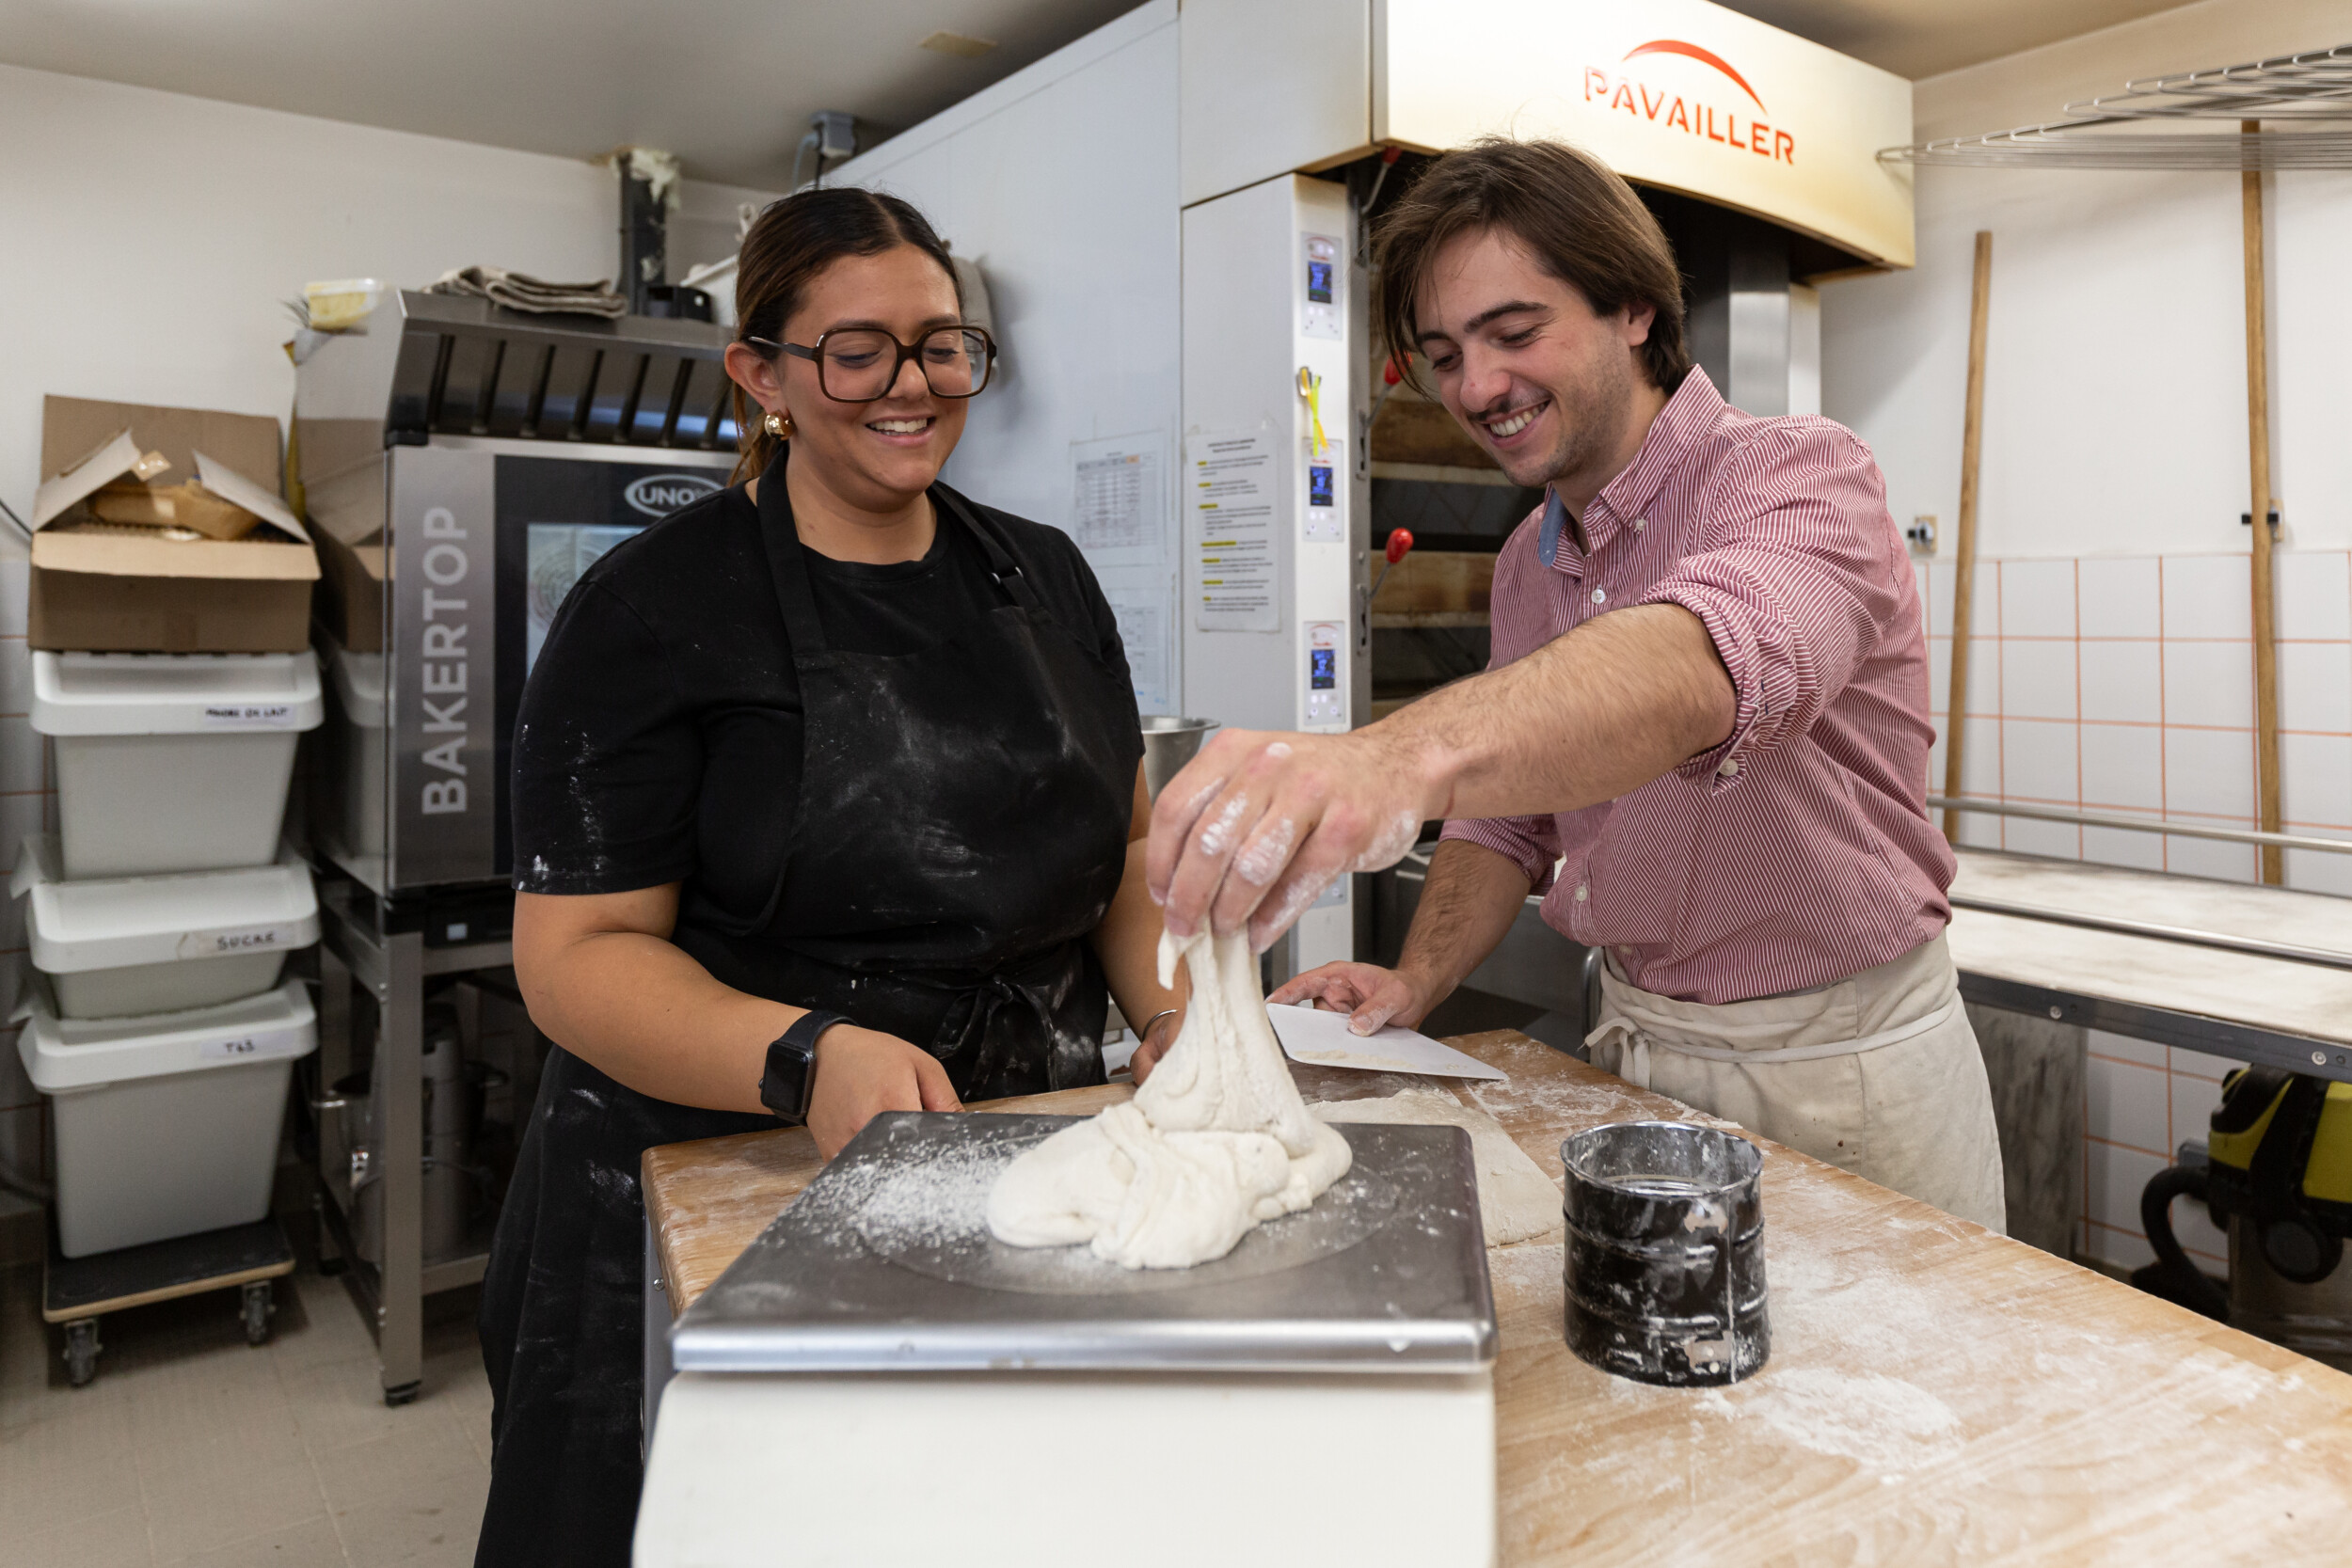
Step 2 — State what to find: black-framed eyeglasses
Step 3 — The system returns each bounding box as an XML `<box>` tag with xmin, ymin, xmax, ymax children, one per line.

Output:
<box><xmin>745</xmin><ymin>325</ymin><xmax>997</xmax><ymax>402</ymax></box>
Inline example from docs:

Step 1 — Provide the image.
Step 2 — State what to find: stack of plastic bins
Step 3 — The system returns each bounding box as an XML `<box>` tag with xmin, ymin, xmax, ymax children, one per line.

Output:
<box><xmin>23</xmin><ymin>652</ymin><xmax>325</xmax><ymax>1257</ymax></box>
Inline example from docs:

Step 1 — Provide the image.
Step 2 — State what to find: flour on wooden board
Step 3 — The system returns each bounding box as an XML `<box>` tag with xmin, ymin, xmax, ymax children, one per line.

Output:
<box><xmin>985</xmin><ymin>928</ymin><xmax>1352</xmax><ymax>1269</ymax></box>
<box><xmin>1315</xmin><ymin>1089</ymin><xmax>1564</xmax><ymax>1246</ymax></box>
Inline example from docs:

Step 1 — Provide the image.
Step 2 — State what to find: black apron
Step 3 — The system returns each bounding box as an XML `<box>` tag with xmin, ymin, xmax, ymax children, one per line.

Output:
<box><xmin>474</xmin><ymin>462</ymin><xmax>1141</xmax><ymax>1567</ymax></box>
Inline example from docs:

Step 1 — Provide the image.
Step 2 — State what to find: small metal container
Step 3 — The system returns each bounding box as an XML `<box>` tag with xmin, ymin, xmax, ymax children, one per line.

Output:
<box><xmin>1561</xmin><ymin>1120</ymin><xmax>1770</xmax><ymax>1386</ymax></box>
<box><xmin>1139</xmin><ymin>715</ymin><xmax>1219</xmax><ymax>800</ymax></box>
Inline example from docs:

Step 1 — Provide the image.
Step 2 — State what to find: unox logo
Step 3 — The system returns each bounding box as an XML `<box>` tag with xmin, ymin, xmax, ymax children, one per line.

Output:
<box><xmin>1586</xmin><ymin>40</ymin><xmax>1793</xmax><ymax>165</ymax></box>
<box><xmin>625</xmin><ymin>473</ymin><xmax>722</xmax><ymax>516</ymax></box>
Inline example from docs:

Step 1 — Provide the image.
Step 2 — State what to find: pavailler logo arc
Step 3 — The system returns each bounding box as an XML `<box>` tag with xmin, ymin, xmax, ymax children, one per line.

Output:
<box><xmin>1585</xmin><ymin>39</ymin><xmax>1794</xmax><ymax>166</ymax></box>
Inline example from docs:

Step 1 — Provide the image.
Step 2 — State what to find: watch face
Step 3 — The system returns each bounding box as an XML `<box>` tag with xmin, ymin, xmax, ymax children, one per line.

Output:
<box><xmin>763</xmin><ymin>1036</ymin><xmax>815</xmax><ymax>1121</ymax></box>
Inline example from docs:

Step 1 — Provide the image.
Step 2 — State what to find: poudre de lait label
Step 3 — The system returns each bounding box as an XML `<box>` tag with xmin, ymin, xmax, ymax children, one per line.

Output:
<box><xmin>199</xmin><ymin>704</ymin><xmax>299</xmax><ymax>727</ymax></box>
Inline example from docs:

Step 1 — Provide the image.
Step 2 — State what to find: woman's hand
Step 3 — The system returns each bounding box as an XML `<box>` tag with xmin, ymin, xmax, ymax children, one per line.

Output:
<box><xmin>807</xmin><ymin>1025</ymin><xmax>962</xmax><ymax>1159</ymax></box>
<box><xmin>1127</xmin><ymin>1009</ymin><xmax>1184</xmax><ymax>1086</ymax></box>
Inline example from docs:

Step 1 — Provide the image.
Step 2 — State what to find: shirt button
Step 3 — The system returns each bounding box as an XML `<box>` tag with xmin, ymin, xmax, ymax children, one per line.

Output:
<box><xmin>1718</xmin><ymin>758</ymin><xmax>1740</xmax><ymax>779</ymax></box>
<box><xmin>1574</xmin><ymin>883</ymin><xmax>1589</xmax><ymax>902</ymax></box>
<box><xmin>1632</xmin><ymin>518</ymin><xmax>1646</xmax><ymax>531</ymax></box>
<box><xmin>1590</xmin><ymin>588</ymin><xmax>1607</xmax><ymax>606</ymax></box>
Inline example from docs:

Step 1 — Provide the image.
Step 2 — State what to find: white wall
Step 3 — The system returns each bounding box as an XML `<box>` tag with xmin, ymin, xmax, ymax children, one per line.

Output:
<box><xmin>830</xmin><ymin>1</ymin><xmax>1184</xmax><ymax>713</ymax></box>
<box><xmin>0</xmin><ymin>61</ymin><xmax>774</xmax><ymax>521</ymax></box>
<box><xmin>0</xmin><ymin>62</ymin><xmax>775</xmax><ymax>1249</ymax></box>
<box><xmin>1817</xmin><ymin>0</ymin><xmax>2352</xmax><ymax>1282</ymax></box>
<box><xmin>1822</xmin><ymin>0</ymin><xmax>2352</xmax><ymax>559</ymax></box>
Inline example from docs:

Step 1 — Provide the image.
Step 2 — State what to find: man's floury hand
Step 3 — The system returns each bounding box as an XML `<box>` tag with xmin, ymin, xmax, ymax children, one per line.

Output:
<box><xmin>1146</xmin><ymin>728</ymin><xmax>1430</xmax><ymax>951</ymax></box>
<box><xmin>1268</xmin><ymin>961</ymin><xmax>1438</xmax><ymax>1037</ymax></box>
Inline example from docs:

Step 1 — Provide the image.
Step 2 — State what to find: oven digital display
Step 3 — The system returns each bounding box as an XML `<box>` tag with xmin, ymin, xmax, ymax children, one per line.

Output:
<box><xmin>1308</xmin><ymin>463</ymin><xmax>1334</xmax><ymax>508</ymax></box>
<box><xmin>1306</xmin><ymin>260</ymin><xmax>1333</xmax><ymax>305</ymax></box>
<box><xmin>1310</xmin><ymin>647</ymin><xmax>1337</xmax><ymax>690</ymax></box>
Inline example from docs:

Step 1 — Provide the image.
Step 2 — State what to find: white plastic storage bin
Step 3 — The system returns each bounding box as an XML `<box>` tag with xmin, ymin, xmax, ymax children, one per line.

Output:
<box><xmin>31</xmin><ymin>650</ymin><xmax>324</xmax><ymax>879</ymax></box>
<box><xmin>18</xmin><ymin>979</ymin><xmax>317</xmax><ymax>1258</ymax></box>
<box><xmin>318</xmin><ymin>635</ymin><xmax>386</xmax><ymax>865</ymax></box>
<box><xmin>12</xmin><ymin>836</ymin><xmax>318</xmax><ymax>1019</ymax></box>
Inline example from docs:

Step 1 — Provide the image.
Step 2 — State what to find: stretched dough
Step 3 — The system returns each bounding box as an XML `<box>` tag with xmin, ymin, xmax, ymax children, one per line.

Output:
<box><xmin>986</xmin><ymin>928</ymin><xmax>1352</xmax><ymax>1269</ymax></box>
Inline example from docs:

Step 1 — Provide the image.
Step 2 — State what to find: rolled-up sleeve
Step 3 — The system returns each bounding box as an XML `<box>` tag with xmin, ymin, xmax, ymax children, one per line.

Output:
<box><xmin>1634</xmin><ymin>424</ymin><xmax>1901</xmax><ymax>793</ymax></box>
<box><xmin>1438</xmin><ymin>812</ymin><xmax>1560</xmax><ymax>894</ymax></box>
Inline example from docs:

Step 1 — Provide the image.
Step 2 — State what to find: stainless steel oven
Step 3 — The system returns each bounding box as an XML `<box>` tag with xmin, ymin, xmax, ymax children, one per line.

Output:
<box><xmin>295</xmin><ymin>292</ymin><xmax>741</xmax><ymax>930</ymax></box>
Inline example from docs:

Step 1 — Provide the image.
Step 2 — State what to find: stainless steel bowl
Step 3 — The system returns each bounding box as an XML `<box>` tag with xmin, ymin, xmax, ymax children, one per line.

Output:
<box><xmin>1139</xmin><ymin>715</ymin><xmax>1219</xmax><ymax>799</ymax></box>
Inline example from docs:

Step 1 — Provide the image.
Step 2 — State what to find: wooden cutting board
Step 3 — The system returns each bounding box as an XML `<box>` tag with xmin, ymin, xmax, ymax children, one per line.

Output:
<box><xmin>643</xmin><ymin>1031</ymin><xmax>2352</xmax><ymax>1565</ymax></box>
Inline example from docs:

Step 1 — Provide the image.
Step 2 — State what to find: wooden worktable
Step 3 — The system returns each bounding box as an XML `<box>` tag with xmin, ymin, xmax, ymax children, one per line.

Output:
<box><xmin>644</xmin><ymin>1032</ymin><xmax>2352</xmax><ymax>1565</ymax></box>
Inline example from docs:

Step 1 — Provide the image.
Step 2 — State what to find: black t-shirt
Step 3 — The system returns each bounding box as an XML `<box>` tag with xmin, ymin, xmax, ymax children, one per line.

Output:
<box><xmin>510</xmin><ymin>483</ymin><xmax>1132</xmax><ymax>943</ymax></box>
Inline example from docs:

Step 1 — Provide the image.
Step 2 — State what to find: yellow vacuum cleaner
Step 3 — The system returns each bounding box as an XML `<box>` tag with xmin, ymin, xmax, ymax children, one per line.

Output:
<box><xmin>2139</xmin><ymin>1066</ymin><xmax>2352</xmax><ymax>1370</ymax></box>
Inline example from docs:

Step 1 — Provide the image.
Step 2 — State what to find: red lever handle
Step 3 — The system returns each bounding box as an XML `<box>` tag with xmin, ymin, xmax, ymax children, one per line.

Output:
<box><xmin>1382</xmin><ymin>355</ymin><xmax>1406</xmax><ymax>387</ymax></box>
<box><xmin>1386</xmin><ymin>528</ymin><xmax>1415</xmax><ymax>565</ymax></box>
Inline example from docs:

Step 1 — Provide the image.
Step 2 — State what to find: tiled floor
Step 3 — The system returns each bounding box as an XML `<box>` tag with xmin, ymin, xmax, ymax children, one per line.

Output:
<box><xmin>1</xmin><ymin>1252</ymin><xmax>489</xmax><ymax>1566</ymax></box>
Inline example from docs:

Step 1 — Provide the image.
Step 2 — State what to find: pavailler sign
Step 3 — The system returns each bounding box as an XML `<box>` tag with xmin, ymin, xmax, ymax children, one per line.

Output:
<box><xmin>1375</xmin><ymin>0</ymin><xmax>1915</xmax><ymax>268</ymax></box>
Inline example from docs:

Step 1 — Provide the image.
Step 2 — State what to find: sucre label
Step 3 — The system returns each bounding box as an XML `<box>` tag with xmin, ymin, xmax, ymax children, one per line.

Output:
<box><xmin>176</xmin><ymin>925</ymin><xmax>297</xmax><ymax>959</ymax></box>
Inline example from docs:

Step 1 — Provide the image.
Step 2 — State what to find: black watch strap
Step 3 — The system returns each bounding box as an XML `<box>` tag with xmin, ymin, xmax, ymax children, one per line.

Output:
<box><xmin>760</xmin><ymin>1010</ymin><xmax>850</xmax><ymax>1125</ymax></box>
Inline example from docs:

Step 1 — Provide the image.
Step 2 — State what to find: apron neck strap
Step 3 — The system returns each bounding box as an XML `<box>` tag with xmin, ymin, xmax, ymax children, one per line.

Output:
<box><xmin>932</xmin><ymin>484</ymin><xmax>1046</xmax><ymax>616</ymax></box>
<box><xmin>755</xmin><ymin>451</ymin><xmax>1042</xmax><ymax>657</ymax></box>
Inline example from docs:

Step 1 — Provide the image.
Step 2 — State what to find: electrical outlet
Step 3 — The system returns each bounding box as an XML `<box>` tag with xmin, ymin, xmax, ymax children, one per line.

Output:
<box><xmin>1906</xmin><ymin>515</ymin><xmax>1937</xmax><ymax>554</ymax></box>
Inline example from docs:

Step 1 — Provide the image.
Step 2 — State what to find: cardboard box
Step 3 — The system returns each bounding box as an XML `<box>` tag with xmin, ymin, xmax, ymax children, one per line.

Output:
<box><xmin>30</xmin><ymin>398</ymin><xmax>319</xmax><ymax>654</ymax></box>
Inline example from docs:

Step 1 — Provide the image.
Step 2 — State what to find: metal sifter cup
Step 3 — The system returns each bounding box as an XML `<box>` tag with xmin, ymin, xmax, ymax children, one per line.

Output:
<box><xmin>1560</xmin><ymin>1120</ymin><xmax>1770</xmax><ymax>1386</ymax></box>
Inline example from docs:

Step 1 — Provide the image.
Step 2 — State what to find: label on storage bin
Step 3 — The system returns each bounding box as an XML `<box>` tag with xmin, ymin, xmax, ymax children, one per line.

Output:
<box><xmin>176</xmin><ymin>924</ymin><xmax>299</xmax><ymax>960</ymax></box>
<box><xmin>199</xmin><ymin>1023</ymin><xmax>308</xmax><ymax>1063</ymax></box>
<box><xmin>200</xmin><ymin>704</ymin><xmax>299</xmax><ymax>727</ymax></box>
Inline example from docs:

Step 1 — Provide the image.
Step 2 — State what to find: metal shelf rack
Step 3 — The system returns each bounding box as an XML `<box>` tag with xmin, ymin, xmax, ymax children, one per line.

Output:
<box><xmin>310</xmin><ymin>878</ymin><xmax>515</xmax><ymax>1405</ymax></box>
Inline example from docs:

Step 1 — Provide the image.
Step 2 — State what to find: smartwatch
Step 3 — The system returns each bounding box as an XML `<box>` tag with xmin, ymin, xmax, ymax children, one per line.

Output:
<box><xmin>760</xmin><ymin>1011</ymin><xmax>850</xmax><ymax>1125</ymax></box>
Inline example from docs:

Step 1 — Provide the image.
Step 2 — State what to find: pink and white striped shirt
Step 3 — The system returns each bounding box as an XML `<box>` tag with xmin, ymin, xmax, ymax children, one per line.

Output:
<box><xmin>1439</xmin><ymin>370</ymin><xmax>1952</xmax><ymax>1005</ymax></box>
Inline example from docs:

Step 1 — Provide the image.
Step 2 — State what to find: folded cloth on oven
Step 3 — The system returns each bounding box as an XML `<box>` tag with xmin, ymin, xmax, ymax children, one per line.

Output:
<box><xmin>426</xmin><ymin>266</ymin><xmax>628</xmax><ymax>318</ymax></box>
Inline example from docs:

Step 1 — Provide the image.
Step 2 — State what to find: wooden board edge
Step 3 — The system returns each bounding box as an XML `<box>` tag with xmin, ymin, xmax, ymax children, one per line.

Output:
<box><xmin>42</xmin><ymin>1256</ymin><xmax>294</xmax><ymax>1323</ymax></box>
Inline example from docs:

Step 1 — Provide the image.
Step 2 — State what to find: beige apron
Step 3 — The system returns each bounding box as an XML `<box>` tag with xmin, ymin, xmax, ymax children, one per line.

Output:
<box><xmin>1584</xmin><ymin>933</ymin><xmax>2008</xmax><ymax>1234</ymax></box>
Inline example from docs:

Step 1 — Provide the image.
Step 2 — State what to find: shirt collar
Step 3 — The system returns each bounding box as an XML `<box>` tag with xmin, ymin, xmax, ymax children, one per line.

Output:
<box><xmin>1536</xmin><ymin>369</ymin><xmax>1728</xmax><ymax>574</ymax></box>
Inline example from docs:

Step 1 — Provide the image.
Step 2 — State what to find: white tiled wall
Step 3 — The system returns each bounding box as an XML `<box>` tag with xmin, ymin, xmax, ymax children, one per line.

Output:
<box><xmin>2081</xmin><ymin>1029</ymin><xmax>2243</xmax><ymax>1275</ymax></box>
<box><xmin>1920</xmin><ymin>547</ymin><xmax>2344</xmax><ymax>1274</ymax></box>
<box><xmin>1919</xmin><ymin>548</ymin><xmax>2352</xmax><ymax>895</ymax></box>
<box><xmin>0</xmin><ymin>538</ymin><xmax>48</xmax><ymax>1239</ymax></box>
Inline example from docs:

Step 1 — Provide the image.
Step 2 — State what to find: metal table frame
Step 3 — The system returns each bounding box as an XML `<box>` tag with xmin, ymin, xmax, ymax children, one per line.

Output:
<box><xmin>1955</xmin><ymin>968</ymin><xmax>2352</xmax><ymax>1083</ymax></box>
<box><xmin>1933</xmin><ymin>799</ymin><xmax>2352</xmax><ymax>1084</ymax></box>
<box><xmin>312</xmin><ymin>879</ymin><xmax>515</xmax><ymax>1404</ymax></box>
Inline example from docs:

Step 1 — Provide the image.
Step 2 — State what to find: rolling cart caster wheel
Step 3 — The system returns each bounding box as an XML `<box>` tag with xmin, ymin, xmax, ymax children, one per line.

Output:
<box><xmin>62</xmin><ymin>1320</ymin><xmax>100</xmax><ymax>1388</ymax></box>
<box><xmin>242</xmin><ymin>1281</ymin><xmax>276</xmax><ymax>1346</ymax></box>
<box><xmin>384</xmin><ymin>1379</ymin><xmax>422</xmax><ymax>1408</ymax></box>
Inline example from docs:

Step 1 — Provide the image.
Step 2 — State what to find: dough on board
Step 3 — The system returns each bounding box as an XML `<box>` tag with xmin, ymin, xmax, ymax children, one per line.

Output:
<box><xmin>986</xmin><ymin>928</ymin><xmax>1352</xmax><ymax>1269</ymax></box>
<box><xmin>1314</xmin><ymin>1089</ymin><xmax>1565</xmax><ymax>1246</ymax></box>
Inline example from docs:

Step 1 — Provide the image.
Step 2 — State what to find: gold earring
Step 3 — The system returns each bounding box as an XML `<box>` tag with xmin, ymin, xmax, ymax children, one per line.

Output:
<box><xmin>764</xmin><ymin>409</ymin><xmax>794</xmax><ymax>438</ymax></box>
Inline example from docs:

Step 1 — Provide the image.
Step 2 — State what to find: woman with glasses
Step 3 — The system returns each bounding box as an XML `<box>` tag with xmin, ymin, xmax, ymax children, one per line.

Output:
<box><xmin>473</xmin><ymin>189</ymin><xmax>1177</xmax><ymax>1566</ymax></box>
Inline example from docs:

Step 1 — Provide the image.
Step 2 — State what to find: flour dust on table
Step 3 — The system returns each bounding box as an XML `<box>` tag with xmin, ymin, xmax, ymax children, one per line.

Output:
<box><xmin>986</xmin><ymin>928</ymin><xmax>1352</xmax><ymax>1268</ymax></box>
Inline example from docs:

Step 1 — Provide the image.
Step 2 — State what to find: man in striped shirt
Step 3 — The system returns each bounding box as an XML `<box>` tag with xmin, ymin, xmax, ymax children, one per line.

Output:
<box><xmin>1145</xmin><ymin>138</ymin><xmax>2005</xmax><ymax>1232</ymax></box>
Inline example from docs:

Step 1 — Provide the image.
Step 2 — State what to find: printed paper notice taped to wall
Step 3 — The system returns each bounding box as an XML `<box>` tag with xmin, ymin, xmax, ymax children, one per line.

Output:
<box><xmin>1070</xmin><ymin>435</ymin><xmax>1164</xmax><ymax>563</ymax></box>
<box><xmin>1100</xmin><ymin>578</ymin><xmax>1171</xmax><ymax>716</ymax></box>
<box><xmin>1187</xmin><ymin>430</ymin><xmax>1278</xmax><ymax>633</ymax></box>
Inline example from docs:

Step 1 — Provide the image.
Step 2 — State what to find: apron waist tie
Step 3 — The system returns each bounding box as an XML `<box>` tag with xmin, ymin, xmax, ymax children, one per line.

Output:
<box><xmin>1587</xmin><ymin>994</ymin><xmax>1962</xmax><ymax>1092</ymax></box>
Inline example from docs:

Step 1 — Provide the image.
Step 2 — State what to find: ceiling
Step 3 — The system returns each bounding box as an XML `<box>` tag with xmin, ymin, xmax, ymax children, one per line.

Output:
<box><xmin>0</xmin><ymin>0</ymin><xmax>2202</xmax><ymax>190</ymax></box>
<box><xmin>1718</xmin><ymin>0</ymin><xmax>2203</xmax><ymax>82</ymax></box>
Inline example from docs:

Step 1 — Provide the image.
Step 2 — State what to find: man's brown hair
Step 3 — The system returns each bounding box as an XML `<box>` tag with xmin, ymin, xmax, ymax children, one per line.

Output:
<box><xmin>1371</xmin><ymin>137</ymin><xmax>1691</xmax><ymax>393</ymax></box>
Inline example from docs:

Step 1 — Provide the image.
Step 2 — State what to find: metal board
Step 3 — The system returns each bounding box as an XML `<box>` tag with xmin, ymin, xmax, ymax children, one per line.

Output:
<box><xmin>671</xmin><ymin>1112</ymin><xmax>1498</xmax><ymax>1374</ymax></box>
